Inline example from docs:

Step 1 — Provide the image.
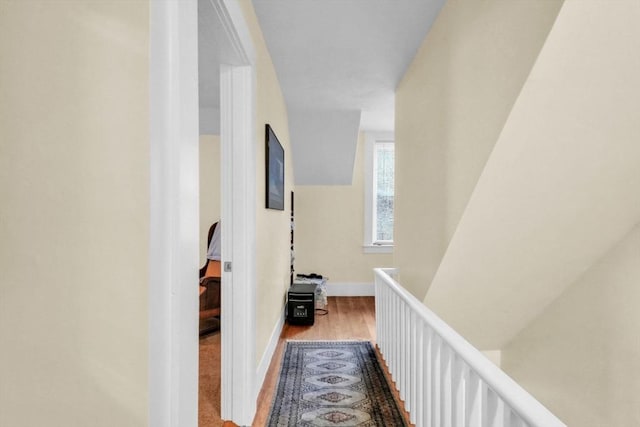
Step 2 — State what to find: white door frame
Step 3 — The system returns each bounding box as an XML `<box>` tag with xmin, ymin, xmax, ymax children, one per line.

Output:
<box><xmin>220</xmin><ymin>63</ymin><xmax>257</xmax><ymax>424</ymax></box>
<box><xmin>149</xmin><ymin>1</ymin><xmax>257</xmax><ymax>425</ymax></box>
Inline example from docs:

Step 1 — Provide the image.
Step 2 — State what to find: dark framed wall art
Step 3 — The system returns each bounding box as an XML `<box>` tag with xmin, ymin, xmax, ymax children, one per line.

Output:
<box><xmin>265</xmin><ymin>124</ymin><xmax>285</xmax><ymax>210</ymax></box>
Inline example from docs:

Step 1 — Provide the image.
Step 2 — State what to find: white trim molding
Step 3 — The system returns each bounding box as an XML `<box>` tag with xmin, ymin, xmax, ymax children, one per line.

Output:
<box><xmin>362</xmin><ymin>244</ymin><xmax>394</xmax><ymax>254</ymax></box>
<box><xmin>213</xmin><ymin>0</ymin><xmax>256</xmax><ymax>66</ymax></box>
<box><xmin>149</xmin><ymin>1</ymin><xmax>258</xmax><ymax>426</ymax></box>
<box><xmin>255</xmin><ymin>307</ymin><xmax>286</xmax><ymax>398</ymax></box>
<box><xmin>215</xmin><ymin>1</ymin><xmax>257</xmax><ymax>424</ymax></box>
<box><xmin>325</xmin><ymin>282</ymin><xmax>375</xmax><ymax>297</ymax></box>
<box><xmin>149</xmin><ymin>1</ymin><xmax>200</xmax><ymax>426</ymax></box>
<box><xmin>220</xmin><ymin>63</ymin><xmax>257</xmax><ymax>426</ymax></box>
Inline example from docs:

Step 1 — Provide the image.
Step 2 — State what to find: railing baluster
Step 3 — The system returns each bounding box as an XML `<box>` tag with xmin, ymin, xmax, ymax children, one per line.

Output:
<box><xmin>399</xmin><ymin>300</ymin><xmax>406</xmax><ymax>399</ymax></box>
<box><xmin>374</xmin><ymin>277</ymin><xmax>380</xmax><ymax>347</ymax></box>
<box><xmin>481</xmin><ymin>382</ymin><xmax>489</xmax><ymax>426</ymax></box>
<box><xmin>486</xmin><ymin>388</ymin><xmax>511</xmax><ymax>427</ymax></box>
<box><xmin>493</xmin><ymin>395</ymin><xmax>508</xmax><ymax>427</ymax></box>
<box><xmin>396</xmin><ymin>294</ymin><xmax>401</xmax><ymax>384</ymax></box>
<box><xmin>431</xmin><ymin>334</ymin><xmax>442</xmax><ymax>427</ymax></box>
<box><xmin>416</xmin><ymin>319</ymin><xmax>425</xmax><ymax>427</ymax></box>
<box><xmin>465</xmin><ymin>371</ymin><xmax>481</xmax><ymax>427</ymax></box>
<box><xmin>373</xmin><ymin>268</ymin><xmax>565</xmax><ymax>427</ymax></box>
<box><xmin>407</xmin><ymin>310</ymin><xmax>414</xmax><ymax>418</ymax></box>
<box><xmin>397</xmin><ymin>300</ymin><xmax>403</xmax><ymax>396</ymax></box>
<box><xmin>378</xmin><ymin>279</ymin><xmax>384</xmax><ymax>354</ymax></box>
<box><xmin>387</xmin><ymin>288</ymin><xmax>393</xmax><ymax>376</ymax></box>
<box><xmin>510</xmin><ymin>413</ymin><xmax>527</xmax><ymax>427</ymax></box>
<box><xmin>405</xmin><ymin>302</ymin><xmax>412</xmax><ymax>411</ymax></box>
<box><xmin>404</xmin><ymin>300</ymin><xmax>410</xmax><ymax>405</ymax></box>
<box><xmin>424</xmin><ymin>326</ymin><xmax>433</xmax><ymax>427</ymax></box>
<box><xmin>383</xmin><ymin>282</ymin><xmax>389</xmax><ymax>357</ymax></box>
<box><xmin>375</xmin><ymin>276</ymin><xmax>382</xmax><ymax>351</ymax></box>
<box><xmin>452</xmin><ymin>358</ymin><xmax>466</xmax><ymax>427</ymax></box>
<box><xmin>441</xmin><ymin>344</ymin><xmax>453</xmax><ymax>427</ymax></box>
<box><xmin>391</xmin><ymin>293</ymin><xmax>398</xmax><ymax>382</ymax></box>
<box><xmin>384</xmin><ymin>283</ymin><xmax>390</xmax><ymax>356</ymax></box>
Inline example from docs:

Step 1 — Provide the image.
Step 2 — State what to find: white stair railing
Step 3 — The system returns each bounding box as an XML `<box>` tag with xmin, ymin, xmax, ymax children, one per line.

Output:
<box><xmin>374</xmin><ymin>268</ymin><xmax>566</xmax><ymax>427</ymax></box>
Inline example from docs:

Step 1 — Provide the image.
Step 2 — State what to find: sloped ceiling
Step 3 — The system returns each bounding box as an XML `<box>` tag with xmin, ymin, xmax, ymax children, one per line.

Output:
<box><xmin>425</xmin><ymin>0</ymin><xmax>640</xmax><ymax>350</ymax></box>
<box><xmin>252</xmin><ymin>0</ymin><xmax>444</xmax><ymax>184</ymax></box>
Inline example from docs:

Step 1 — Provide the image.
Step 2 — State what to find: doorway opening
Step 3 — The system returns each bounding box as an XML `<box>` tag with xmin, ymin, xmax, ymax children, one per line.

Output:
<box><xmin>149</xmin><ymin>1</ymin><xmax>257</xmax><ymax>426</ymax></box>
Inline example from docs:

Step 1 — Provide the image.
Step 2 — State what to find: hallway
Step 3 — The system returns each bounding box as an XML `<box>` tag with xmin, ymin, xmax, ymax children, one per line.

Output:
<box><xmin>198</xmin><ymin>296</ymin><xmax>411</xmax><ymax>426</ymax></box>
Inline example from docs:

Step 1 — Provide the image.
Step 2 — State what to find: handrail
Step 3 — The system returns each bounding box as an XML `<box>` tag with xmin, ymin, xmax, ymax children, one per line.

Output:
<box><xmin>375</xmin><ymin>268</ymin><xmax>566</xmax><ymax>427</ymax></box>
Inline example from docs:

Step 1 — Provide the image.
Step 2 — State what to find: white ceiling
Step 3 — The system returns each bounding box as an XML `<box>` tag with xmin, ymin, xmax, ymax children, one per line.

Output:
<box><xmin>198</xmin><ymin>0</ymin><xmax>444</xmax><ymax>184</ymax></box>
<box><xmin>252</xmin><ymin>0</ymin><xmax>444</xmax><ymax>185</ymax></box>
<box><xmin>198</xmin><ymin>0</ymin><xmax>245</xmax><ymax>135</ymax></box>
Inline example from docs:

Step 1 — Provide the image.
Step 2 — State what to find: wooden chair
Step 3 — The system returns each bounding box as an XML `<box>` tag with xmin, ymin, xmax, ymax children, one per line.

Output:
<box><xmin>200</xmin><ymin>222</ymin><xmax>221</xmax><ymax>336</ymax></box>
<box><xmin>200</xmin><ymin>222</ymin><xmax>218</xmax><ymax>278</ymax></box>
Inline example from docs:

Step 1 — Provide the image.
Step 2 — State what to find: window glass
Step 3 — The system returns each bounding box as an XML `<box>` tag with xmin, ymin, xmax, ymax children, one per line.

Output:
<box><xmin>374</xmin><ymin>142</ymin><xmax>394</xmax><ymax>242</ymax></box>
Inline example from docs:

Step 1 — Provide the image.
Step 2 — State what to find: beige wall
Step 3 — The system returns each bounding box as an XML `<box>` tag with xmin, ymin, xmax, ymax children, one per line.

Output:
<box><xmin>425</xmin><ymin>0</ymin><xmax>640</xmax><ymax>350</ymax></box>
<box><xmin>502</xmin><ymin>223</ymin><xmax>640</xmax><ymax>426</ymax></box>
<box><xmin>295</xmin><ymin>132</ymin><xmax>393</xmax><ymax>284</ymax></box>
<box><xmin>394</xmin><ymin>0</ymin><xmax>563</xmax><ymax>299</ymax></box>
<box><xmin>199</xmin><ymin>135</ymin><xmax>221</xmax><ymax>266</ymax></box>
<box><xmin>0</xmin><ymin>2</ymin><xmax>149</xmax><ymax>426</ymax></box>
<box><xmin>237</xmin><ymin>1</ymin><xmax>293</xmax><ymax>365</ymax></box>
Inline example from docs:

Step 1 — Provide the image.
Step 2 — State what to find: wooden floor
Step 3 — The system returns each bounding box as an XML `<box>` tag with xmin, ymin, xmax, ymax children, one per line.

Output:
<box><xmin>199</xmin><ymin>296</ymin><xmax>411</xmax><ymax>426</ymax></box>
<box><xmin>253</xmin><ymin>296</ymin><xmax>411</xmax><ymax>426</ymax></box>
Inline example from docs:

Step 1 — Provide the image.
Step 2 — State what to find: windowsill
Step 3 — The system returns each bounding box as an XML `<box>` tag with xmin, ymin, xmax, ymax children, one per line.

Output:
<box><xmin>363</xmin><ymin>244</ymin><xmax>394</xmax><ymax>254</ymax></box>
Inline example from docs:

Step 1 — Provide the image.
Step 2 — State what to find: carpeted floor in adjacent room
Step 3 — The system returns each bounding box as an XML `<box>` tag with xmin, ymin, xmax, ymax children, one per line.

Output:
<box><xmin>199</xmin><ymin>332</ymin><xmax>222</xmax><ymax>426</ymax></box>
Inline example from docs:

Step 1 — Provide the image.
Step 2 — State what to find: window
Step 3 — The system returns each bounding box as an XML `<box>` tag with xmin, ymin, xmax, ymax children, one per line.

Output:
<box><xmin>364</xmin><ymin>132</ymin><xmax>394</xmax><ymax>253</ymax></box>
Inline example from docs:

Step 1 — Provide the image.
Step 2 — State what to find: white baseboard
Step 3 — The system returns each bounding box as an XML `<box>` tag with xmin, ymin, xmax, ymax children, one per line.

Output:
<box><xmin>255</xmin><ymin>304</ymin><xmax>285</xmax><ymax>398</ymax></box>
<box><xmin>325</xmin><ymin>282</ymin><xmax>375</xmax><ymax>297</ymax></box>
<box><xmin>254</xmin><ymin>283</ymin><xmax>373</xmax><ymax>396</ymax></box>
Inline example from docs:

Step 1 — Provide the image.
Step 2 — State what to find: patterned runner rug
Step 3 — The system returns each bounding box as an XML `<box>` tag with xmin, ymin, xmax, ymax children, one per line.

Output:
<box><xmin>267</xmin><ymin>340</ymin><xmax>408</xmax><ymax>426</ymax></box>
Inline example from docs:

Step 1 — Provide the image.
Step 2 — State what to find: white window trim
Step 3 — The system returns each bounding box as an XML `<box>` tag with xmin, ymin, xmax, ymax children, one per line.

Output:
<box><xmin>363</xmin><ymin>131</ymin><xmax>394</xmax><ymax>254</ymax></box>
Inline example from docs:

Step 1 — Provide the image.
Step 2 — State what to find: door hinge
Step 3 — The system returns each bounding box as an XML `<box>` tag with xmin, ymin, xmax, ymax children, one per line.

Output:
<box><xmin>224</xmin><ymin>261</ymin><xmax>232</xmax><ymax>272</ymax></box>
